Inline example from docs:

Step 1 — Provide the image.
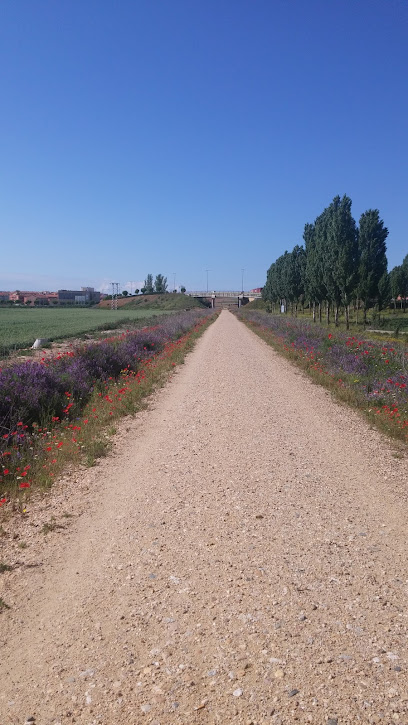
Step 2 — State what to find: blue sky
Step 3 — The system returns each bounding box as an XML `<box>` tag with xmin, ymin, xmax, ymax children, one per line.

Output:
<box><xmin>1</xmin><ymin>0</ymin><xmax>407</xmax><ymax>293</ymax></box>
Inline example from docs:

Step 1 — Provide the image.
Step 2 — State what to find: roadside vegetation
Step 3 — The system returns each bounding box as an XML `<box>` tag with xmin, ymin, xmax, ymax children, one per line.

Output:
<box><xmin>239</xmin><ymin>309</ymin><xmax>408</xmax><ymax>445</ymax></box>
<box><xmin>262</xmin><ymin>194</ymin><xmax>407</xmax><ymax>329</ymax></box>
<box><xmin>0</xmin><ymin>307</ymin><xmax>177</xmax><ymax>358</ymax></box>
<box><xmin>0</xmin><ymin>310</ymin><xmax>216</xmax><ymax>509</ymax></box>
<box><xmin>250</xmin><ymin>193</ymin><xmax>408</xmax><ymax>444</ymax></box>
<box><xmin>244</xmin><ymin>300</ymin><xmax>408</xmax><ymax>335</ymax></box>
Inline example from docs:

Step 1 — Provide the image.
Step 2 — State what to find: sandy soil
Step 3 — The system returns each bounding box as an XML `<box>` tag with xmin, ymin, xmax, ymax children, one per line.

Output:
<box><xmin>1</xmin><ymin>310</ymin><xmax>407</xmax><ymax>725</ymax></box>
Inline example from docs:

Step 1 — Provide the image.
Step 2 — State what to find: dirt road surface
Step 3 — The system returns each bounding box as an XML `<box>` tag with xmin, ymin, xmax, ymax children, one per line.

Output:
<box><xmin>1</xmin><ymin>310</ymin><xmax>407</xmax><ymax>725</ymax></box>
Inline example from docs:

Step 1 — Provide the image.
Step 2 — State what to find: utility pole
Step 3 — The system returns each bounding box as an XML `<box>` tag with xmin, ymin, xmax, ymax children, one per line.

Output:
<box><xmin>111</xmin><ymin>282</ymin><xmax>119</xmax><ymax>310</ymax></box>
<box><xmin>241</xmin><ymin>268</ymin><xmax>245</xmax><ymax>293</ymax></box>
<box><xmin>173</xmin><ymin>272</ymin><xmax>176</xmax><ymax>292</ymax></box>
<box><xmin>205</xmin><ymin>269</ymin><xmax>211</xmax><ymax>293</ymax></box>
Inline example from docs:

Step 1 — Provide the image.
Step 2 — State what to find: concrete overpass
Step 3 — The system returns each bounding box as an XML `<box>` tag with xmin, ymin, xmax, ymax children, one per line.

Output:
<box><xmin>187</xmin><ymin>291</ymin><xmax>262</xmax><ymax>309</ymax></box>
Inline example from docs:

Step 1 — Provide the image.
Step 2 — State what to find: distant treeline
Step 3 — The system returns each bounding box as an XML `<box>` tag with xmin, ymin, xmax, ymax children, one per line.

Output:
<box><xmin>262</xmin><ymin>194</ymin><xmax>407</xmax><ymax>327</ymax></box>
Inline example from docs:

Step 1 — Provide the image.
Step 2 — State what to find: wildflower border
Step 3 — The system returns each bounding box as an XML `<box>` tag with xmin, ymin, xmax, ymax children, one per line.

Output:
<box><xmin>0</xmin><ymin>311</ymin><xmax>218</xmax><ymax>511</ymax></box>
<box><xmin>238</xmin><ymin>312</ymin><xmax>408</xmax><ymax>448</ymax></box>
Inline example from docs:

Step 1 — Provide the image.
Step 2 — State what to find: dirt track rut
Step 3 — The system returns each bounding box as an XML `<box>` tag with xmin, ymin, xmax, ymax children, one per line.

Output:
<box><xmin>1</xmin><ymin>310</ymin><xmax>408</xmax><ymax>725</ymax></box>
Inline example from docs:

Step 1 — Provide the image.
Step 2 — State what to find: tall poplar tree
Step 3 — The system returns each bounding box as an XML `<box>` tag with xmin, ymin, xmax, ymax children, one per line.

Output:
<box><xmin>357</xmin><ymin>209</ymin><xmax>388</xmax><ymax>322</ymax></box>
<box><xmin>314</xmin><ymin>206</ymin><xmax>332</xmax><ymax>323</ymax></box>
<box><xmin>154</xmin><ymin>274</ymin><xmax>168</xmax><ymax>294</ymax></box>
<box><xmin>326</xmin><ymin>195</ymin><xmax>359</xmax><ymax>328</ymax></box>
<box><xmin>263</xmin><ymin>263</ymin><xmax>277</xmax><ymax>309</ymax></box>
<box><xmin>390</xmin><ymin>266</ymin><xmax>407</xmax><ymax>312</ymax></box>
<box><xmin>378</xmin><ymin>271</ymin><xmax>391</xmax><ymax>312</ymax></box>
<box><xmin>289</xmin><ymin>245</ymin><xmax>306</xmax><ymax>314</ymax></box>
<box><xmin>304</xmin><ymin>222</ymin><xmax>324</xmax><ymax>321</ymax></box>
<box><xmin>144</xmin><ymin>274</ymin><xmax>154</xmax><ymax>294</ymax></box>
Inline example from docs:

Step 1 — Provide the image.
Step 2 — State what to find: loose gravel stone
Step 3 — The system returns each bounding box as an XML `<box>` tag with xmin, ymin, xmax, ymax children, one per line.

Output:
<box><xmin>1</xmin><ymin>311</ymin><xmax>407</xmax><ymax>724</ymax></box>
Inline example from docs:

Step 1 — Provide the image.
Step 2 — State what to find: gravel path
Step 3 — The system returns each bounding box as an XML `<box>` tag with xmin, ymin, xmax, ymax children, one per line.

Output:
<box><xmin>1</xmin><ymin>310</ymin><xmax>407</xmax><ymax>725</ymax></box>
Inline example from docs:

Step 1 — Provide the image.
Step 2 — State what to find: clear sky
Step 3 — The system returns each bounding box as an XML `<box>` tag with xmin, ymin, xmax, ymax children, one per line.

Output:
<box><xmin>1</xmin><ymin>0</ymin><xmax>407</xmax><ymax>293</ymax></box>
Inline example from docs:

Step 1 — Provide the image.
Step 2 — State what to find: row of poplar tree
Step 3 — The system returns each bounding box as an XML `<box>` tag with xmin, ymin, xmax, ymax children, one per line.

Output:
<box><xmin>262</xmin><ymin>194</ymin><xmax>407</xmax><ymax>328</ymax></box>
<box><xmin>141</xmin><ymin>274</ymin><xmax>187</xmax><ymax>295</ymax></box>
<box><xmin>142</xmin><ymin>273</ymin><xmax>168</xmax><ymax>294</ymax></box>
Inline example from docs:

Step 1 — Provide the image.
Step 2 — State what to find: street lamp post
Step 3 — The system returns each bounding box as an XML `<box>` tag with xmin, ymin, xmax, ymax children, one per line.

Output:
<box><xmin>241</xmin><ymin>268</ymin><xmax>245</xmax><ymax>293</ymax></box>
<box><xmin>205</xmin><ymin>269</ymin><xmax>211</xmax><ymax>293</ymax></box>
<box><xmin>173</xmin><ymin>273</ymin><xmax>176</xmax><ymax>292</ymax></box>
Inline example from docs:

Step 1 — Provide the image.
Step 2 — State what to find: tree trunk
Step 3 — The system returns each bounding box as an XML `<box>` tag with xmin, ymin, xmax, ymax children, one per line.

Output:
<box><xmin>319</xmin><ymin>302</ymin><xmax>322</xmax><ymax>323</ymax></box>
<box><xmin>334</xmin><ymin>305</ymin><xmax>339</xmax><ymax>326</ymax></box>
<box><xmin>363</xmin><ymin>300</ymin><xmax>367</xmax><ymax>325</ymax></box>
<box><xmin>355</xmin><ymin>298</ymin><xmax>359</xmax><ymax>325</ymax></box>
<box><xmin>345</xmin><ymin>304</ymin><xmax>350</xmax><ymax>330</ymax></box>
<box><xmin>326</xmin><ymin>301</ymin><xmax>330</xmax><ymax>325</ymax></box>
<box><xmin>312</xmin><ymin>301</ymin><xmax>316</xmax><ymax>322</ymax></box>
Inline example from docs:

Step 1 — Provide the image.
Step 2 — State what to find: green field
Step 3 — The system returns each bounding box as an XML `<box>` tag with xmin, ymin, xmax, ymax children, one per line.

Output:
<box><xmin>0</xmin><ymin>307</ymin><xmax>172</xmax><ymax>356</ymax></box>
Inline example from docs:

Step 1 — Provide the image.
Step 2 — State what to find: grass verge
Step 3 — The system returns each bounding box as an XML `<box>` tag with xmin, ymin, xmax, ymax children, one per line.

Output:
<box><xmin>238</xmin><ymin>313</ymin><xmax>408</xmax><ymax>448</ymax></box>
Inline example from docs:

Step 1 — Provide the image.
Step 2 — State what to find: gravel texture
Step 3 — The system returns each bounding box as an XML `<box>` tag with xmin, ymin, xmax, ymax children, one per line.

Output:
<box><xmin>1</xmin><ymin>310</ymin><xmax>407</xmax><ymax>725</ymax></box>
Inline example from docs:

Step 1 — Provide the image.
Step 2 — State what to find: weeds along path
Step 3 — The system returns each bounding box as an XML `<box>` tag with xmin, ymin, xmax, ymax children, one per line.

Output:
<box><xmin>1</xmin><ymin>310</ymin><xmax>408</xmax><ymax>724</ymax></box>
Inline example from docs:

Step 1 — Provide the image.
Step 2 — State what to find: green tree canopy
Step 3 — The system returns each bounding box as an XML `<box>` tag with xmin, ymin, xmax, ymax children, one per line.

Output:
<box><xmin>326</xmin><ymin>195</ymin><xmax>359</xmax><ymax>327</ymax></box>
<box><xmin>154</xmin><ymin>274</ymin><xmax>168</xmax><ymax>294</ymax></box>
<box><xmin>357</xmin><ymin>209</ymin><xmax>388</xmax><ymax>320</ymax></box>
<box><xmin>378</xmin><ymin>270</ymin><xmax>391</xmax><ymax>312</ymax></box>
<box><xmin>144</xmin><ymin>274</ymin><xmax>154</xmax><ymax>294</ymax></box>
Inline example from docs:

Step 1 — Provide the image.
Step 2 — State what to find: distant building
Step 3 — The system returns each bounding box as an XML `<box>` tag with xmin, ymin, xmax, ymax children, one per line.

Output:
<box><xmin>57</xmin><ymin>287</ymin><xmax>101</xmax><ymax>304</ymax></box>
<box><xmin>23</xmin><ymin>292</ymin><xmax>58</xmax><ymax>305</ymax></box>
<box><xmin>9</xmin><ymin>291</ymin><xmax>24</xmax><ymax>302</ymax></box>
<box><xmin>249</xmin><ymin>287</ymin><xmax>263</xmax><ymax>294</ymax></box>
<box><xmin>1</xmin><ymin>288</ymin><xmax>101</xmax><ymax>304</ymax></box>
